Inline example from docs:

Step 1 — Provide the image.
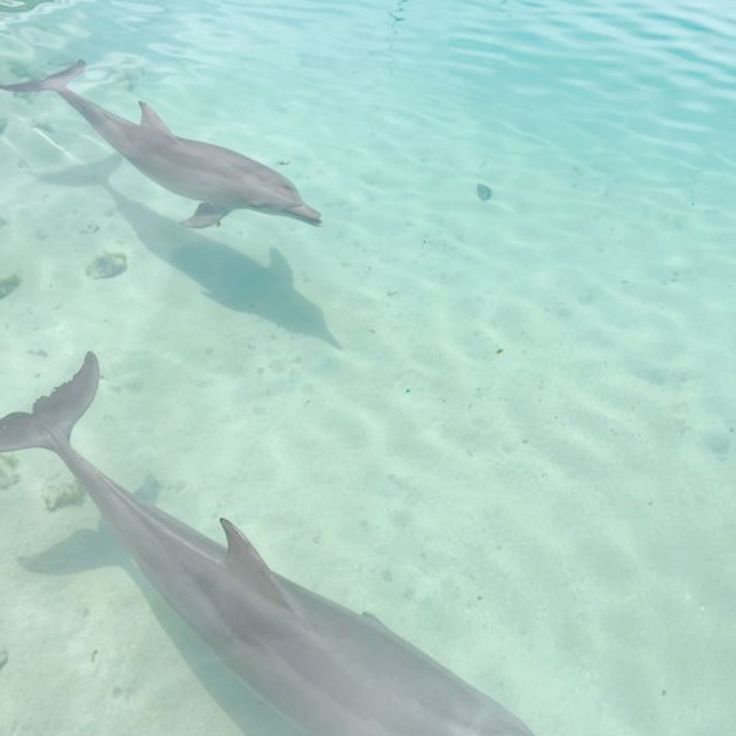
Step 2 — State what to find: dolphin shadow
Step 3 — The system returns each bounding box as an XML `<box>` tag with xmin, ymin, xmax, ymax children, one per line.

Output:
<box><xmin>37</xmin><ymin>158</ymin><xmax>341</xmax><ymax>349</ymax></box>
<box><xmin>18</xmin><ymin>477</ymin><xmax>300</xmax><ymax>736</ymax></box>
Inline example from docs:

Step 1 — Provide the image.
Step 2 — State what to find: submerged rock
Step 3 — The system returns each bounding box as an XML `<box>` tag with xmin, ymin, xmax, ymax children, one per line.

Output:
<box><xmin>43</xmin><ymin>480</ymin><xmax>85</xmax><ymax>512</ymax></box>
<box><xmin>476</xmin><ymin>183</ymin><xmax>492</xmax><ymax>202</ymax></box>
<box><xmin>0</xmin><ymin>455</ymin><xmax>20</xmax><ymax>490</ymax></box>
<box><xmin>86</xmin><ymin>252</ymin><xmax>128</xmax><ymax>279</ymax></box>
<box><xmin>0</xmin><ymin>647</ymin><xmax>7</xmax><ymax>671</ymax></box>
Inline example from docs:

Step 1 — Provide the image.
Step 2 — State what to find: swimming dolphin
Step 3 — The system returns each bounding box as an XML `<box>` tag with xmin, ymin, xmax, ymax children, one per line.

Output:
<box><xmin>0</xmin><ymin>61</ymin><xmax>321</xmax><ymax>227</ymax></box>
<box><xmin>0</xmin><ymin>354</ymin><xmax>536</xmax><ymax>736</ymax></box>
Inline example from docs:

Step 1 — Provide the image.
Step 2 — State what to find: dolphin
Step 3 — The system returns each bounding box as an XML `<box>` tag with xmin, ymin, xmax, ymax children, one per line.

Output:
<box><xmin>0</xmin><ymin>354</ymin><xmax>536</xmax><ymax>736</ymax></box>
<box><xmin>0</xmin><ymin>61</ymin><xmax>321</xmax><ymax>227</ymax></box>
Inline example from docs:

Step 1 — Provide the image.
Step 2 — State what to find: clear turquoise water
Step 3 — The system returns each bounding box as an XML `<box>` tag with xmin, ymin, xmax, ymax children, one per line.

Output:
<box><xmin>1</xmin><ymin>1</ymin><xmax>735</xmax><ymax>735</ymax></box>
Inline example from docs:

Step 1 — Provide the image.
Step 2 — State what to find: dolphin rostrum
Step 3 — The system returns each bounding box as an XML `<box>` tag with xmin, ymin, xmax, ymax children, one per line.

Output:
<box><xmin>0</xmin><ymin>354</ymin><xmax>536</xmax><ymax>736</ymax></box>
<box><xmin>0</xmin><ymin>61</ymin><xmax>321</xmax><ymax>227</ymax></box>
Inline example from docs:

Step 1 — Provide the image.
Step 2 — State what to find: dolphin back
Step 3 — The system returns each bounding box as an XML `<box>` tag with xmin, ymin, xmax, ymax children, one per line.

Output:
<box><xmin>0</xmin><ymin>353</ymin><xmax>99</xmax><ymax>452</ymax></box>
<box><xmin>0</xmin><ymin>60</ymin><xmax>86</xmax><ymax>93</ymax></box>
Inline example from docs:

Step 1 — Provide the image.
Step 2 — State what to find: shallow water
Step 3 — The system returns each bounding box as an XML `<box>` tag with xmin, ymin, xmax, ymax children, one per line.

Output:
<box><xmin>0</xmin><ymin>1</ymin><xmax>734</xmax><ymax>735</ymax></box>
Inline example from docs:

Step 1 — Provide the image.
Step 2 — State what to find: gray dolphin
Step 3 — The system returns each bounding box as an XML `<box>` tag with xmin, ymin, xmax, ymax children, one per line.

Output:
<box><xmin>0</xmin><ymin>354</ymin><xmax>536</xmax><ymax>736</ymax></box>
<box><xmin>0</xmin><ymin>61</ymin><xmax>321</xmax><ymax>227</ymax></box>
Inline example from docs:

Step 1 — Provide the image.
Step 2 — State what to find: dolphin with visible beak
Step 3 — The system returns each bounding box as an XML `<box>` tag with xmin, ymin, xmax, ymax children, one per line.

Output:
<box><xmin>0</xmin><ymin>61</ymin><xmax>321</xmax><ymax>227</ymax></box>
<box><xmin>0</xmin><ymin>354</ymin><xmax>536</xmax><ymax>736</ymax></box>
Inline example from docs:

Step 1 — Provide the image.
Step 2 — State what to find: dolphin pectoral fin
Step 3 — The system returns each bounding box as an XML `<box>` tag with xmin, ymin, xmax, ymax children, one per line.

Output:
<box><xmin>360</xmin><ymin>610</ymin><xmax>439</xmax><ymax>664</ymax></box>
<box><xmin>361</xmin><ymin>611</ymin><xmax>387</xmax><ymax>629</ymax></box>
<box><xmin>220</xmin><ymin>518</ymin><xmax>295</xmax><ymax>611</ymax></box>
<box><xmin>181</xmin><ymin>202</ymin><xmax>230</xmax><ymax>229</ymax></box>
<box><xmin>138</xmin><ymin>101</ymin><xmax>174</xmax><ymax>135</ymax></box>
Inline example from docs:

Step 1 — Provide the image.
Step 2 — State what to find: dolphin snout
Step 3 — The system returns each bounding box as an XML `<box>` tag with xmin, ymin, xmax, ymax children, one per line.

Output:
<box><xmin>291</xmin><ymin>203</ymin><xmax>322</xmax><ymax>225</ymax></box>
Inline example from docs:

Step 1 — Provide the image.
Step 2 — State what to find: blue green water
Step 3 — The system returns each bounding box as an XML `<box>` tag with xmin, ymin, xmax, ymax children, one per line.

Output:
<box><xmin>1</xmin><ymin>1</ymin><xmax>734</xmax><ymax>735</ymax></box>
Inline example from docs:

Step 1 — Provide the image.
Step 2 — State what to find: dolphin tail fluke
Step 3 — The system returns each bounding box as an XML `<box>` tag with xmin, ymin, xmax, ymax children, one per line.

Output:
<box><xmin>0</xmin><ymin>353</ymin><xmax>99</xmax><ymax>453</ymax></box>
<box><xmin>0</xmin><ymin>59</ymin><xmax>86</xmax><ymax>93</ymax></box>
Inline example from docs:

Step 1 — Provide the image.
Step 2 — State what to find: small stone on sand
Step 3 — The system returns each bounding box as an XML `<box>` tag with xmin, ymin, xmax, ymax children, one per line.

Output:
<box><xmin>43</xmin><ymin>480</ymin><xmax>85</xmax><ymax>512</ymax></box>
<box><xmin>0</xmin><ymin>455</ymin><xmax>20</xmax><ymax>490</ymax></box>
<box><xmin>476</xmin><ymin>183</ymin><xmax>492</xmax><ymax>202</ymax></box>
<box><xmin>86</xmin><ymin>252</ymin><xmax>128</xmax><ymax>279</ymax></box>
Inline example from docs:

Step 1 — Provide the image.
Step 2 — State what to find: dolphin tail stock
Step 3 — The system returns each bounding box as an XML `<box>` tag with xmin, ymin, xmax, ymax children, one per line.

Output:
<box><xmin>0</xmin><ymin>59</ymin><xmax>86</xmax><ymax>94</ymax></box>
<box><xmin>0</xmin><ymin>353</ymin><xmax>99</xmax><ymax>453</ymax></box>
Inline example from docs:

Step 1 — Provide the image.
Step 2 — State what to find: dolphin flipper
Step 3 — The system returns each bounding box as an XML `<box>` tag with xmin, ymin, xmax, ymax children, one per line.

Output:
<box><xmin>182</xmin><ymin>202</ymin><xmax>230</xmax><ymax>228</ymax></box>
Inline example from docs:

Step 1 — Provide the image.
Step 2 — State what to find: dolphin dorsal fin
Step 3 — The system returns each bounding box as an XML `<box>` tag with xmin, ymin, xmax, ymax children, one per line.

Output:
<box><xmin>138</xmin><ymin>101</ymin><xmax>173</xmax><ymax>135</ymax></box>
<box><xmin>220</xmin><ymin>518</ymin><xmax>293</xmax><ymax>609</ymax></box>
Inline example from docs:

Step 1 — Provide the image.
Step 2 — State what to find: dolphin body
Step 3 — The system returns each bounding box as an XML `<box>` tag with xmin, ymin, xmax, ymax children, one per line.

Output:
<box><xmin>0</xmin><ymin>61</ymin><xmax>321</xmax><ymax>227</ymax></box>
<box><xmin>0</xmin><ymin>354</ymin><xmax>536</xmax><ymax>736</ymax></box>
